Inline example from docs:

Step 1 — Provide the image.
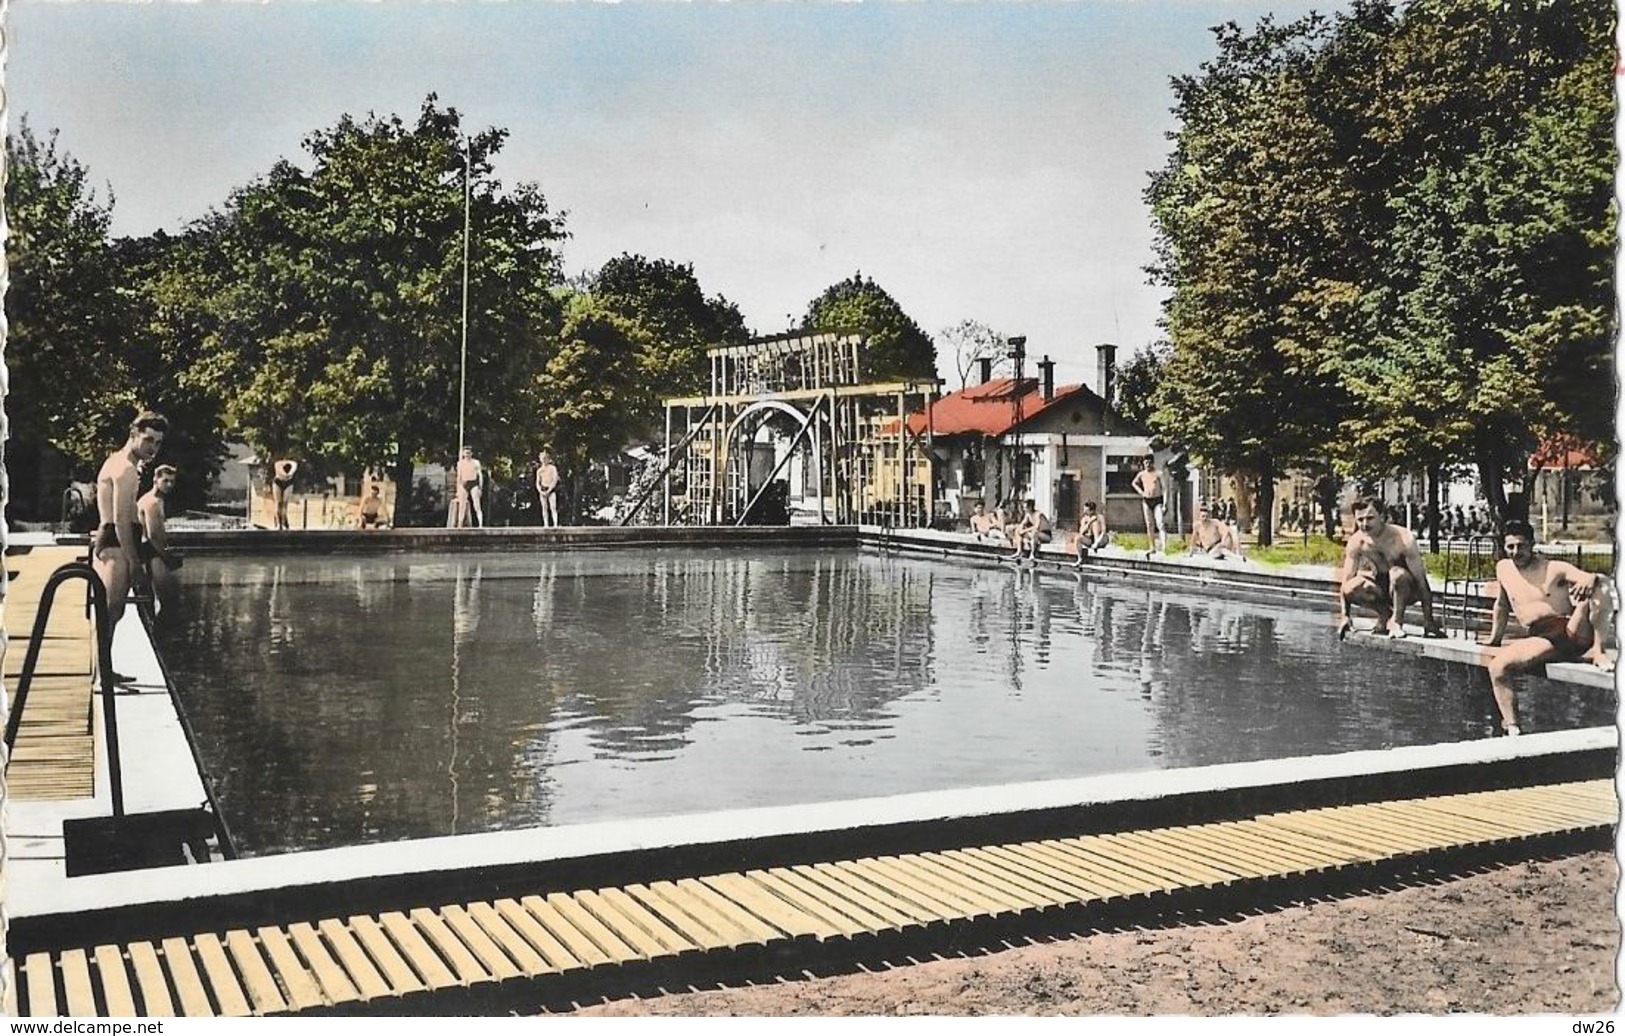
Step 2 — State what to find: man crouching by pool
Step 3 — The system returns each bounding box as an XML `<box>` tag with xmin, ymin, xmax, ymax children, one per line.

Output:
<box><xmin>1484</xmin><ymin>520</ymin><xmax>1615</xmax><ymax>736</ymax></box>
<box><xmin>1336</xmin><ymin>496</ymin><xmax>1443</xmax><ymax>640</ymax></box>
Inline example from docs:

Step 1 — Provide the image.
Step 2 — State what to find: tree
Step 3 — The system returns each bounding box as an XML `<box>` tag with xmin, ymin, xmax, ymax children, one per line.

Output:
<box><xmin>590</xmin><ymin>254</ymin><xmax>749</xmax><ymax>398</ymax></box>
<box><xmin>1146</xmin><ymin>0</ymin><xmax>1611</xmax><ymax>540</ymax></box>
<box><xmin>935</xmin><ymin>319</ymin><xmax>1009</xmax><ymax>389</ymax></box>
<box><xmin>1112</xmin><ymin>343</ymin><xmax>1170</xmax><ymax>431</ymax></box>
<box><xmin>802</xmin><ymin>273</ymin><xmax>937</xmax><ymax>382</ymax></box>
<box><xmin>110</xmin><ymin>231</ymin><xmax>234</xmax><ymax>513</ymax></box>
<box><xmin>171</xmin><ymin>97</ymin><xmax>567</xmax><ymax>524</ymax></box>
<box><xmin>532</xmin><ymin>293</ymin><xmax>657</xmax><ymax>516</ymax></box>
<box><xmin>4</xmin><ymin>122</ymin><xmax>133</xmax><ymax>499</ymax></box>
<box><xmin>1340</xmin><ymin>0</ymin><xmax>1614</xmax><ymax>522</ymax></box>
<box><xmin>1145</xmin><ymin>13</ymin><xmax>1355</xmax><ymax>545</ymax></box>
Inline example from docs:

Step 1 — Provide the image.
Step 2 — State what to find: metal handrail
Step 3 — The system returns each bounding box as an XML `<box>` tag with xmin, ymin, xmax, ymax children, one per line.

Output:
<box><xmin>4</xmin><ymin>560</ymin><xmax>125</xmax><ymax>816</ymax></box>
<box><xmin>1441</xmin><ymin>534</ymin><xmax>1500</xmax><ymax>639</ymax></box>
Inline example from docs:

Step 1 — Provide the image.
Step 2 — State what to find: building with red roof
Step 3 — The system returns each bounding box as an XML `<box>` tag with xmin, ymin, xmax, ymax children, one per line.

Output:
<box><xmin>902</xmin><ymin>345</ymin><xmax>1191</xmax><ymax>532</ymax></box>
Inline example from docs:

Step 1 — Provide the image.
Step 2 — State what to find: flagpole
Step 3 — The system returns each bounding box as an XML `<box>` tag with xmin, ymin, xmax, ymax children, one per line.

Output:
<box><xmin>458</xmin><ymin>133</ymin><xmax>471</xmax><ymax>458</ymax></box>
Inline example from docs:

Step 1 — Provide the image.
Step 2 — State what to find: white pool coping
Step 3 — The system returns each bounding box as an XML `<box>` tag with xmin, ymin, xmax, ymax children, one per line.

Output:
<box><xmin>14</xmin><ymin>725</ymin><xmax>1616</xmax><ymax>922</ymax></box>
<box><xmin>6</xmin><ymin>601</ymin><xmax>211</xmax><ymax>911</ymax></box>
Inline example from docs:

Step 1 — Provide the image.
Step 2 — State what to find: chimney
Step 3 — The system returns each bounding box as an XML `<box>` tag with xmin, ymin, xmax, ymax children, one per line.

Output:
<box><xmin>1096</xmin><ymin>343</ymin><xmax>1118</xmax><ymax>405</ymax></box>
<box><xmin>976</xmin><ymin>356</ymin><xmax>994</xmax><ymax>385</ymax></box>
<box><xmin>1038</xmin><ymin>356</ymin><xmax>1055</xmax><ymax>402</ymax></box>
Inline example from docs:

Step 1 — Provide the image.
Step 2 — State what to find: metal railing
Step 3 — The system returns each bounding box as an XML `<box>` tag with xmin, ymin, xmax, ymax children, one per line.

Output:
<box><xmin>2</xmin><ymin>561</ymin><xmax>125</xmax><ymax>816</ymax></box>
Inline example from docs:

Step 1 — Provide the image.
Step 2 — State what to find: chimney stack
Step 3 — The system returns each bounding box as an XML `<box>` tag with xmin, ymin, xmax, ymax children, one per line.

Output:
<box><xmin>1096</xmin><ymin>343</ymin><xmax>1118</xmax><ymax>405</ymax></box>
<box><xmin>976</xmin><ymin>356</ymin><xmax>993</xmax><ymax>385</ymax></box>
<box><xmin>1038</xmin><ymin>356</ymin><xmax>1055</xmax><ymax>402</ymax></box>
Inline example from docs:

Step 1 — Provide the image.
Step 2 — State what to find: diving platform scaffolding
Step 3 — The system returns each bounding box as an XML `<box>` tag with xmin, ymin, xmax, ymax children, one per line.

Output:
<box><xmin>625</xmin><ymin>332</ymin><xmax>940</xmax><ymax>527</ymax></box>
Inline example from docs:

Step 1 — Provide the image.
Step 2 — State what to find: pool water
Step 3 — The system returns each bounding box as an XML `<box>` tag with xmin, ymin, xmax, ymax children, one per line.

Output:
<box><xmin>154</xmin><ymin>549</ymin><xmax>1613</xmax><ymax>856</ymax></box>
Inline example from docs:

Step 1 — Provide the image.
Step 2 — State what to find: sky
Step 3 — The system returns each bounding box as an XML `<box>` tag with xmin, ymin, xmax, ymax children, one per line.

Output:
<box><xmin>9</xmin><ymin>0</ymin><xmax>1348</xmax><ymax>390</ymax></box>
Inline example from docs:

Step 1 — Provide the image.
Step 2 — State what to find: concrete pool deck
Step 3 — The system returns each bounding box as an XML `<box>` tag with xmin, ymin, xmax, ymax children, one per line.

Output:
<box><xmin>8</xmin><ymin>736</ymin><xmax>1617</xmax><ymax>1016</ymax></box>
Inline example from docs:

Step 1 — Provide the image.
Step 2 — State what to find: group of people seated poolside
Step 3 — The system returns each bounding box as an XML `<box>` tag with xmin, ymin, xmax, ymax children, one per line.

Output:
<box><xmin>1332</xmin><ymin>496</ymin><xmax>1614</xmax><ymax>736</ymax></box>
<box><xmin>962</xmin><ymin>490</ymin><xmax>1615</xmax><ymax>737</ymax></box>
<box><xmin>964</xmin><ymin>495</ymin><xmax>1243</xmax><ymax>566</ymax></box>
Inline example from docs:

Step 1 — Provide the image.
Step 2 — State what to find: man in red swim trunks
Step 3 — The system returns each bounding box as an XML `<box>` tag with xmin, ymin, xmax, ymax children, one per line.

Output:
<box><xmin>1485</xmin><ymin>520</ymin><xmax>1615</xmax><ymax>735</ymax></box>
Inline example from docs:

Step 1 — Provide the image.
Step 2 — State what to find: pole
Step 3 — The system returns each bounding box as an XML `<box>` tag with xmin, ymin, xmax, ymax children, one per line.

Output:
<box><xmin>458</xmin><ymin>134</ymin><xmax>471</xmax><ymax>460</ymax></box>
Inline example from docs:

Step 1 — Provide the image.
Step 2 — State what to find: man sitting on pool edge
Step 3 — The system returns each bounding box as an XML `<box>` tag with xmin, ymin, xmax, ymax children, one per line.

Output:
<box><xmin>1008</xmin><ymin>499</ymin><xmax>1053</xmax><ymax>562</ymax></box>
<box><xmin>1188</xmin><ymin>502</ymin><xmax>1244</xmax><ymax>561</ymax></box>
<box><xmin>1484</xmin><ymin>520</ymin><xmax>1616</xmax><ymax>736</ymax></box>
<box><xmin>1335</xmin><ymin>496</ymin><xmax>1444</xmax><ymax>640</ymax></box>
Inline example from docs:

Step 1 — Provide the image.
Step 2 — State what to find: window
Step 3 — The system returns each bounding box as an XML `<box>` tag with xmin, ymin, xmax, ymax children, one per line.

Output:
<box><xmin>1106</xmin><ymin>454</ymin><xmax>1141</xmax><ymax>494</ymax></box>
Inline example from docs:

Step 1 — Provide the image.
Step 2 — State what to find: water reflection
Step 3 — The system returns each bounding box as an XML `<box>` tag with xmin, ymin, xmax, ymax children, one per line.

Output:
<box><xmin>157</xmin><ymin>550</ymin><xmax>1613</xmax><ymax>857</ymax></box>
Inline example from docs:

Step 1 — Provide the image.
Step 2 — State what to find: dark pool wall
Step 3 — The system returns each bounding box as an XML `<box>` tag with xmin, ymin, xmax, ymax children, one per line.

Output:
<box><xmin>154</xmin><ymin>549</ymin><xmax>1613</xmax><ymax>857</ymax></box>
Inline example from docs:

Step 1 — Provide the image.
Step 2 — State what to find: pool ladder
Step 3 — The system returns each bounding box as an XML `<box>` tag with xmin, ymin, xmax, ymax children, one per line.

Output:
<box><xmin>1441</xmin><ymin>535</ymin><xmax>1500</xmax><ymax>639</ymax></box>
<box><xmin>4</xmin><ymin>559</ymin><xmax>234</xmax><ymax>874</ymax></box>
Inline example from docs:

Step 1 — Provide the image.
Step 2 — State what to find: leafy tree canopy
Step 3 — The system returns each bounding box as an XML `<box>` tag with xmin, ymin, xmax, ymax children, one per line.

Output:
<box><xmin>589</xmin><ymin>253</ymin><xmax>749</xmax><ymax>397</ymax></box>
<box><xmin>1145</xmin><ymin>0</ymin><xmax>1614</xmax><ymax>533</ymax></box>
<box><xmin>4</xmin><ymin>121</ymin><xmax>132</xmax><ymax>469</ymax></box>
<box><xmin>802</xmin><ymin>273</ymin><xmax>937</xmax><ymax>383</ymax></box>
<box><xmin>165</xmin><ymin>96</ymin><xmax>567</xmax><ymax>523</ymax></box>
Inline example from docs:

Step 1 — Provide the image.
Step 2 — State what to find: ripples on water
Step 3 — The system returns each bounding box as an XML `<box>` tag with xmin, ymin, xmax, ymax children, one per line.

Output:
<box><xmin>153</xmin><ymin>549</ymin><xmax>1614</xmax><ymax>856</ymax></box>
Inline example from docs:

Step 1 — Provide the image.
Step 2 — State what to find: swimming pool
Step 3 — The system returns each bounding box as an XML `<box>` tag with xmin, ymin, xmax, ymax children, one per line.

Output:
<box><xmin>154</xmin><ymin>548</ymin><xmax>1613</xmax><ymax>856</ymax></box>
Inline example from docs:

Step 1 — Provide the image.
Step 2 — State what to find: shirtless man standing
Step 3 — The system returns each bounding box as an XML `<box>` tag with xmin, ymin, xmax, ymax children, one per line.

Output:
<box><xmin>453</xmin><ymin>446</ymin><xmax>484</xmax><ymax>528</ymax></box>
<box><xmin>535</xmin><ymin>450</ymin><xmax>560</xmax><ymax>528</ymax></box>
<box><xmin>1132</xmin><ymin>456</ymin><xmax>1167</xmax><ymax>556</ymax></box>
<box><xmin>138</xmin><ymin>463</ymin><xmax>183</xmax><ymax>613</ymax></box>
<box><xmin>270</xmin><ymin>458</ymin><xmax>298</xmax><ymax>530</ymax></box>
<box><xmin>94</xmin><ymin>412</ymin><xmax>167</xmax><ymax>630</ymax></box>
<box><xmin>1188</xmin><ymin>504</ymin><xmax>1244</xmax><ymax>560</ymax></box>
<box><xmin>1336</xmin><ymin>497</ymin><xmax>1443</xmax><ymax>639</ymax></box>
<box><xmin>1485</xmin><ymin>520</ymin><xmax>1615</xmax><ymax>735</ymax></box>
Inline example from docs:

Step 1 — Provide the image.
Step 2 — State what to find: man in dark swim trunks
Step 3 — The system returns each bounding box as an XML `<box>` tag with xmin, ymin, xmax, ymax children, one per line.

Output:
<box><xmin>94</xmin><ymin>412</ymin><xmax>167</xmax><ymax>631</ymax></box>
<box><xmin>270</xmin><ymin>458</ymin><xmax>298</xmax><ymax>530</ymax></box>
<box><xmin>138</xmin><ymin>463</ymin><xmax>183</xmax><ymax>613</ymax></box>
<box><xmin>453</xmin><ymin>446</ymin><xmax>484</xmax><ymax>528</ymax></box>
<box><xmin>1335</xmin><ymin>497</ymin><xmax>1444</xmax><ymax>639</ymax></box>
<box><xmin>1485</xmin><ymin>520</ymin><xmax>1615</xmax><ymax>735</ymax></box>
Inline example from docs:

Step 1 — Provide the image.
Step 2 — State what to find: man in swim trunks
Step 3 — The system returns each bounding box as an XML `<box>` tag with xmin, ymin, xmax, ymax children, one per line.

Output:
<box><xmin>534</xmin><ymin>450</ymin><xmax>560</xmax><ymax>528</ymax></box>
<box><xmin>94</xmin><ymin>412</ymin><xmax>167</xmax><ymax>631</ymax></box>
<box><xmin>967</xmin><ymin>502</ymin><xmax>1000</xmax><ymax>538</ymax></box>
<box><xmin>270</xmin><ymin>458</ymin><xmax>298</xmax><ymax>530</ymax></box>
<box><xmin>1008</xmin><ymin>499</ymin><xmax>1053</xmax><ymax>562</ymax></box>
<box><xmin>1072</xmin><ymin>501</ymin><xmax>1110</xmax><ymax>569</ymax></box>
<box><xmin>1188</xmin><ymin>503</ymin><xmax>1244</xmax><ymax>560</ymax></box>
<box><xmin>1484</xmin><ymin>520</ymin><xmax>1615</xmax><ymax>735</ymax></box>
<box><xmin>1132</xmin><ymin>455</ymin><xmax>1167</xmax><ymax>555</ymax></box>
<box><xmin>358</xmin><ymin>485</ymin><xmax>387</xmax><ymax>529</ymax></box>
<box><xmin>137</xmin><ymin>463</ymin><xmax>183</xmax><ymax>614</ymax></box>
<box><xmin>453</xmin><ymin>446</ymin><xmax>484</xmax><ymax>528</ymax></box>
<box><xmin>1335</xmin><ymin>496</ymin><xmax>1444</xmax><ymax>640</ymax></box>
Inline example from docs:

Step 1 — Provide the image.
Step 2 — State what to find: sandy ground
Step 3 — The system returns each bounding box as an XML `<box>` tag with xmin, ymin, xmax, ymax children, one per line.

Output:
<box><xmin>575</xmin><ymin>851</ymin><xmax>1620</xmax><ymax>1016</ymax></box>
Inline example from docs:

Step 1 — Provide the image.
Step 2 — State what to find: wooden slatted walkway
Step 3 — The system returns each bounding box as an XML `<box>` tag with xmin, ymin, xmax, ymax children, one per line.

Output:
<box><xmin>4</xmin><ymin>545</ymin><xmax>98</xmax><ymax>800</ymax></box>
<box><xmin>15</xmin><ymin>778</ymin><xmax>1615</xmax><ymax>1016</ymax></box>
